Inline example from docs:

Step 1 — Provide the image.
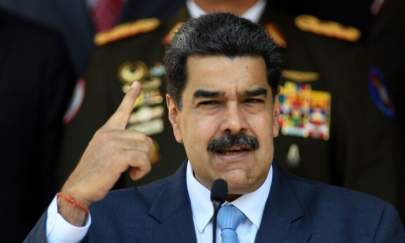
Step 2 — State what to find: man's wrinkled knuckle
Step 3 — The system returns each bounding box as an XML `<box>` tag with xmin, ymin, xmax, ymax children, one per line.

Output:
<box><xmin>131</xmin><ymin>153</ymin><xmax>149</xmax><ymax>168</ymax></box>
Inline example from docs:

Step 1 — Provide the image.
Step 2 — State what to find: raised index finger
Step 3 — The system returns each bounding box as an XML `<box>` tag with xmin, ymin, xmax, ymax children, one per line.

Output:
<box><xmin>104</xmin><ymin>81</ymin><xmax>141</xmax><ymax>129</ymax></box>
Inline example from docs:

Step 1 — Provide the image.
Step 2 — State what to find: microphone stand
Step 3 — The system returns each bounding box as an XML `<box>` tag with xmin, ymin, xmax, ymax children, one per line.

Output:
<box><xmin>212</xmin><ymin>200</ymin><xmax>221</xmax><ymax>243</ymax></box>
<box><xmin>210</xmin><ymin>179</ymin><xmax>227</xmax><ymax>243</ymax></box>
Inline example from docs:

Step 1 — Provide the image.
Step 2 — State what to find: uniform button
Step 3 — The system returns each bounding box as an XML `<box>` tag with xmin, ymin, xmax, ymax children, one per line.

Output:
<box><xmin>286</xmin><ymin>143</ymin><xmax>300</xmax><ymax>168</ymax></box>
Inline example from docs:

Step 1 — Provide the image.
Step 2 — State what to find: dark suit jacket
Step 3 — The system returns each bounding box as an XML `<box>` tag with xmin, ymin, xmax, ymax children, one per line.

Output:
<box><xmin>25</xmin><ymin>163</ymin><xmax>404</xmax><ymax>243</ymax></box>
<box><xmin>0</xmin><ymin>7</ymin><xmax>75</xmax><ymax>242</ymax></box>
<box><xmin>0</xmin><ymin>0</ymin><xmax>93</xmax><ymax>75</ymax></box>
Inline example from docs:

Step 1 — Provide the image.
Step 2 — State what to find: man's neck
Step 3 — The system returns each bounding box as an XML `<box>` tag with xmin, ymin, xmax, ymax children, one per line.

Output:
<box><xmin>193</xmin><ymin>0</ymin><xmax>260</xmax><ymax>16</ymax></box>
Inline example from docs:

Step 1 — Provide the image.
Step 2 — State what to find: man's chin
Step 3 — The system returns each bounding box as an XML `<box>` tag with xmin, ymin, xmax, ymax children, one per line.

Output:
<box><xmin>220</xmin><ymin>172</ymin><xmax>258</xmax><ymax>195</ymax></box>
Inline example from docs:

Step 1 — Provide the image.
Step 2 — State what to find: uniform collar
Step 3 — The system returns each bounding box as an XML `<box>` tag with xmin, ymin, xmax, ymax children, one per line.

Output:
<box><xmin>186</xmin><ymin>161</ymin><xmax>273</xmax><ymax>233</ymax></box>
<box><xmin>186</xmin><ymin>0</ymin><xmax>267</xmax><ymax>23</ymax></box>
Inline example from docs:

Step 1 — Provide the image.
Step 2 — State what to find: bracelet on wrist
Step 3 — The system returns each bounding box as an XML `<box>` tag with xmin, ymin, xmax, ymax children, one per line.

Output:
<box><xmin>57</xmin><ymin>192</ymin><xmax>89</xmax><ymax>214</ymax></box>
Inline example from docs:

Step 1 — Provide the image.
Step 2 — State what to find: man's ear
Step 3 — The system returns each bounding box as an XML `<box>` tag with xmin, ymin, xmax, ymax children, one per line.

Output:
<box><xmin>272</xmin><ymin>95</ymin><xmax>280</xmax><ymax>138</ymax></box>
<box><xmin>166</xmin><ymin>94</ymin><xmax>183</xmax><ymax>143</ymax></box>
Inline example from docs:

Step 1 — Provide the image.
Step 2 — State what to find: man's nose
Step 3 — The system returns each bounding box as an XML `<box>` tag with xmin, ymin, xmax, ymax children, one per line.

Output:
<box><xmin>221</xmin><ymin>103</ymin><xmax>247</xmax><ymax>134</ymax></box>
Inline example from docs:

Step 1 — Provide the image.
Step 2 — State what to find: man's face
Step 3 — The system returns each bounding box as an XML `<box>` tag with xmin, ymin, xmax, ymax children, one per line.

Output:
<box><xmin>167</xmin><ymin>55</ymin><xmax>279</xmax><ymax>194</ymax></box>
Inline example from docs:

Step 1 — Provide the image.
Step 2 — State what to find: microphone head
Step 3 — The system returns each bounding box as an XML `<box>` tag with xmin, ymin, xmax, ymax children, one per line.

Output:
<box><xmin>210</xmin><ymin>179</ymin><xmax>228</xmax><ymax>203</ymax></box>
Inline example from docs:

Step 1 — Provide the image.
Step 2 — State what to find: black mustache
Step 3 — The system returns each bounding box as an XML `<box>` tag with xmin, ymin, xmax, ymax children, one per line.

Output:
<box><xmin>207</xmin><ymin>133</ymin><xmax>259</xmax><ymax>153</ymax></box>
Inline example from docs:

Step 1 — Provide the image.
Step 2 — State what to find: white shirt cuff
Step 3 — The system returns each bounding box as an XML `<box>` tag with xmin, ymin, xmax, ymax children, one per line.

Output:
<box><xmin>46</xmin><ymin>195</ymin><xmax>91</xmax><ymax>243</ymax></box>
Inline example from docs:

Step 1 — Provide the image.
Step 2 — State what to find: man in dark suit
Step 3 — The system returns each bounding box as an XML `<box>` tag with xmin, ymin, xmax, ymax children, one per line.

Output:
<box><xmin>25</xmin><ymin>13</ymin><xmax>404</xmax><ymax>243</ymax></box>
<box><xmin>0</xmin><ymin>7</ymin><xmax>75</xmax><ymax>242</ymax></box>
<box><xmin>56</xmin><ymin>0</ymin><xmax>404</xmax><ymax>223</ymax></box>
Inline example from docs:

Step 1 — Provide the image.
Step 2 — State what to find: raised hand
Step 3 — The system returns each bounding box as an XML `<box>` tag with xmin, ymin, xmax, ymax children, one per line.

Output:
<box><xmin>59</xmin><ymin>81</ymin><xmax>156</xmax><ymax>225</ymax></box>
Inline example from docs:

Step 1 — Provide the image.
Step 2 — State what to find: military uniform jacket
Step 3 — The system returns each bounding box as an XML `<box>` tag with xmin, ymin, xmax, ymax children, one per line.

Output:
<box><xmin>261</xmin><ymin>1</ymin><xmax>403</xmax><ymax>218</ymax></box>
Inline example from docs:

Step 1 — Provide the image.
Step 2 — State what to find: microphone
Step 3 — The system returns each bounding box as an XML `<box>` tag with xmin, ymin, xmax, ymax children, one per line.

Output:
<box><xmin>210</xmin><ymin>179</ymin><xmax>228</xmax><ymax>243</ymax></box>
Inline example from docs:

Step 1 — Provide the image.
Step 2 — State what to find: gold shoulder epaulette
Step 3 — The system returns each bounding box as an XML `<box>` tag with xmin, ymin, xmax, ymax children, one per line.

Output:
<box><xmin>295</xmin><ymin>15</ymin><xmax>361</xmax><ymax>42</ymax></box>
<box><xmin>265</xmin><ymin>22</ymin><xmax>287</xmax><ymax>48</ymax></box>
<box><xmin>282</xmin><ymin>69</ymin><xmax>320</xmax><ymax>82</ymax></box>
<box><xmin>94</xmin><ymin>18</ymin><xmax>160</xmax><ymax>46</ymax></box>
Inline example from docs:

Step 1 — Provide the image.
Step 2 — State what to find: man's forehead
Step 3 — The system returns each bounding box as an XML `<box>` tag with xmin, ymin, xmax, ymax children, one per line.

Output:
<box><xmin>186</xmin><ymin>55</ymin><xmax>268</xmax><ymax>83</ymax></box>
<box><xmin>186</xmin><ymin>54</ymin><xmax>265</xmax><ymax>65</ymax></box>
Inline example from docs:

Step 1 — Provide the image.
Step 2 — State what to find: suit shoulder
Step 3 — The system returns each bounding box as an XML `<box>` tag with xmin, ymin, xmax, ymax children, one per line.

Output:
<box><xmin>284</xmin><ymin>172</ymin><xmax>400</xmax><ymax>226</ymax></box>
<box><xmin>94</xmin><ymin>18</ymin><xmax>160</xmax><ymax>46</ymax></box>
<box><xmin>284</xmin><ymin>173</ymin><xmax>405</xmax><ymax>239</ymax></box>
<box><xmin>288</xmin><ymin>173</ymin><xmax>390</xmax><ymax>210</ymax></box>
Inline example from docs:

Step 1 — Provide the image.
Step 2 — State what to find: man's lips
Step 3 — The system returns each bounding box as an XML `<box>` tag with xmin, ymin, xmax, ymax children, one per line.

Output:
<box><xmin>213</xmin><ymin>144</ymin><xmax>253</xmax><ymax>154</ymax></box>
<box><xmin>214</xmin><ymin>149</ymin><xmax>251</xmax><ymax>162</ymax></box>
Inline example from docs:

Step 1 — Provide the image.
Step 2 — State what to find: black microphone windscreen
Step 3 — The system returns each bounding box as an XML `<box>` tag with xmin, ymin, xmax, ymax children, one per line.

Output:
<box><xmin>210</xmin><ymin>179</ymin><xmax>228</xmax><ymax>203</ymax></box>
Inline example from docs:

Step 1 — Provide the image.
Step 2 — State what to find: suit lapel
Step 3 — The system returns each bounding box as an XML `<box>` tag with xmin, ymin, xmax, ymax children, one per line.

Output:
<box><xmin>255</xmin><ymin>163</ymin><xmax>312</xmax><ymax>243</ymax></box>
<box><xmin>144</xmin><ymin>163</ymin><xmax>197</xmax><ymax>243</ymax></box>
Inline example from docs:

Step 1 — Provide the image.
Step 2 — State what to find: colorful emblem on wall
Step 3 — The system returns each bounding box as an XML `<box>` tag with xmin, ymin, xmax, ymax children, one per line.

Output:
<box><xmin>368</xmin><ymin>67</ymin><xmax>395</xmax><ymax>118</ymax></box>
<box><xmin>278</xmin><ymin>82</ymin><xmax>331</xmax><ymax>140</ymax></box>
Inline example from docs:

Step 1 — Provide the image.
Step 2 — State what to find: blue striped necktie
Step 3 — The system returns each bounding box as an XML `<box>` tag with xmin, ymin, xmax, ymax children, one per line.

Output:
<box><xmin>217</xmin><ymin>204</ymin><xmax>246</xmax><ymax>243</ymax></box>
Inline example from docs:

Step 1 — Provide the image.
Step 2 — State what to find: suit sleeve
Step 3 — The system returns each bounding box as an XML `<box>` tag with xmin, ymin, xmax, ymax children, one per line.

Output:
<box><xmin>24</xmin><ymin>196</ymin><xmax>91</xmax><ymax>243</ymax></box>
<box><xmin>373</xmin><ymin>204</ymin><xmax>405</xmax><ymax>243</ymax></box>
<box><xmin>23</xmin><ymin>212</ymin><xmax>90</xmax><ymax>243</ymax></box>
<box><xmin>23</xmin><ymin>213</ymin><xmax>48</xmax><ymax>243</ymax></box>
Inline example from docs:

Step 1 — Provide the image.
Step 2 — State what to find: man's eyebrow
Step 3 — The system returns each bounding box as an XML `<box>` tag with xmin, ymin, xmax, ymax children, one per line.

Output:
<box><xmin>244</xmin><ymin>88</ymin><xmax>267</xmax><ymax>97</ymax></box>
<box><xmin>193</xmin><ymin>90</ymin><xmax>225</xmax><ymax>98</ymax></box>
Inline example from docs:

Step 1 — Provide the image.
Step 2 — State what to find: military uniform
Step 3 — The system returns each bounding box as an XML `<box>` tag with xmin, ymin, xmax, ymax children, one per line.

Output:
<box><xmin>57</xmin><ymin>2</ymin><xmax>404</xmax><ymax>221</ymax></box>
<box><xmin>367</xmin><ymin>0</ymin><xmax>405</xmax><ymax>221</ymax></box>
<box><xmin>262</xmin><ymin>0</ymin><xmax>404</xmax><ymax>220</ymax></box>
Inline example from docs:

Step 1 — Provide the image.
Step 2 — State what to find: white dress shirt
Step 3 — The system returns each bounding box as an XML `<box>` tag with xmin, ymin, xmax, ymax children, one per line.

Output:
<box><xmin>186</xmin><ymin>162</ymin><xmax>273</xmax><ymax>243</ymax></box>
<box><xmin>45</xmin><ymin>1</ymin><xmax>269</xmax><ymax>242</ymax></box>
<box><xmin>46</xmin><ymin>196</ymin><xmax>91</xmax><ymax>243</ymax></box>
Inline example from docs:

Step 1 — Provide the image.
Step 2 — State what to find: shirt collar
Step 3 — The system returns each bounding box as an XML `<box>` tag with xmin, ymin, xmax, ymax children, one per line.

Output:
<box><xmin>186</xmin><ymin>161</ymin><xmax>273</xmax><ymax>233</ymax></box>
<box><xmin>186</xmin><ymin>0</ymin><xmax>267</xmax><ymax>23</ymax></box>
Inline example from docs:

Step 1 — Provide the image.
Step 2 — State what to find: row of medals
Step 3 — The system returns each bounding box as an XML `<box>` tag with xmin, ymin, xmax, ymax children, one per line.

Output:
<box><xmin>119</xmin><ymin>60</ymin><xmax>166</xmax><ymax>136</ymax></box>
<box><xmin>118</xmin><ymin>61</ymin><xmax>166</xmax><ymax>162</ymax></box>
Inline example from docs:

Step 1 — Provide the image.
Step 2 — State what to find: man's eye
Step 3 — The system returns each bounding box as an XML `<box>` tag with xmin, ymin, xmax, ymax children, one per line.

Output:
<box><xmin>245</xmin><ymin>98</ymin><xmax>264</xmax><ymax>103</ymax></box>
<box><xmin>198</xmin><ymin>100</ymin><xmax>220</xmax><ymax>106</ymax></box>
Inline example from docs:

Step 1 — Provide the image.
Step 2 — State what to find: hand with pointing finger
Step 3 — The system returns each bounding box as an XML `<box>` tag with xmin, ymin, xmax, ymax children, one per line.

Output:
<box><xmin>58</xmin><ymin>81</ymin><xmax>156</xmax><ymax>225</ymax></box>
